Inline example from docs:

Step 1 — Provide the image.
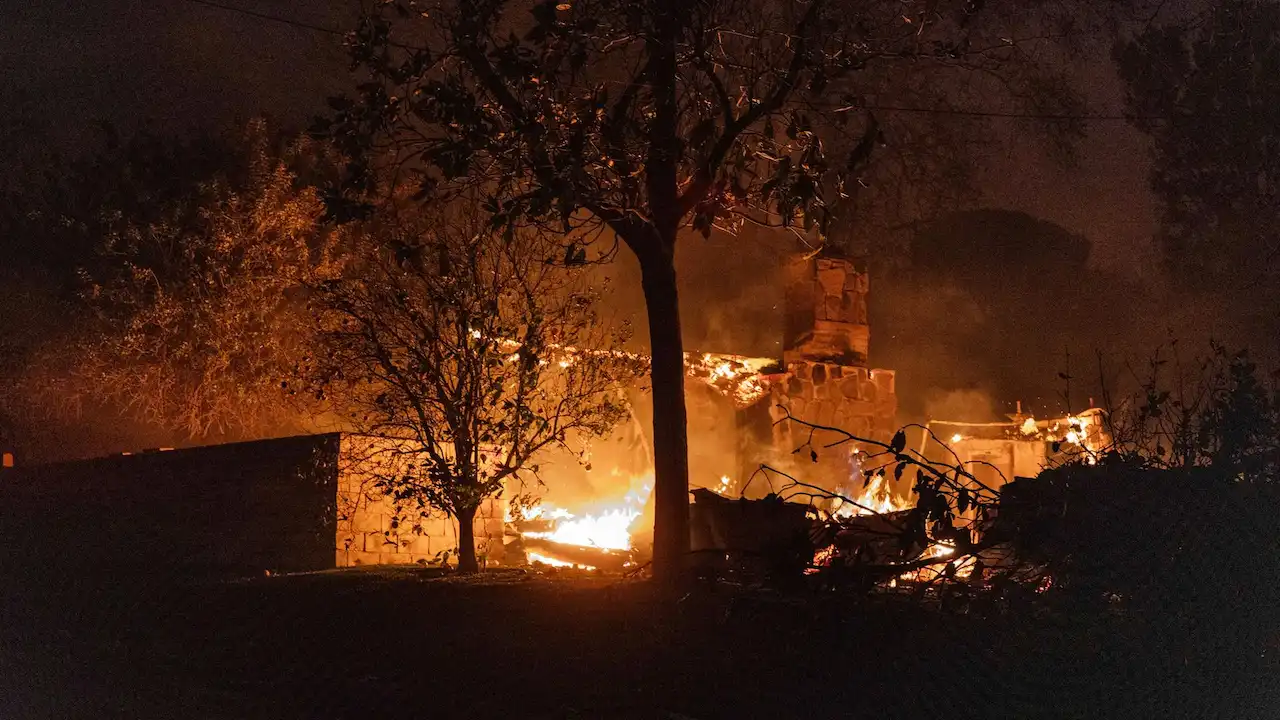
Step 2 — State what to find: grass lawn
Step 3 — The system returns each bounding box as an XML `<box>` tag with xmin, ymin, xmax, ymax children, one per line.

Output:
<box><xmin>2</xmin><ymin>565</ymin><xmax>1277</xmax><ymax>719</ymax></box>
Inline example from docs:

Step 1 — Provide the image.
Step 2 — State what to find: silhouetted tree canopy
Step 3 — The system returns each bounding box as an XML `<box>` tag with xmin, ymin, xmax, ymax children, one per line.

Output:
<box><xmin>871</xmin><ymin>209</ymin><xmax>1108</xmax><ymax>417</ymax></box>
<box><xmin>1116</xmin><ymin>1</ymin><xmax>1280</xmax><ymax>325</ymax></box>
<box><xmin>910</xmin><ymin>209</ymin><xmax>1090</xmax><ymax>290</ymax></box>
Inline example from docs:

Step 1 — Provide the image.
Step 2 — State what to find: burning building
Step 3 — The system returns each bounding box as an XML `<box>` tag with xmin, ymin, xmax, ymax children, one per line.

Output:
<box><xmin>925</xmin><ymin>405</ymin><xmax>1110</xmax><ymax>490</ymax></box>
<box><xmin>0</xmin><ymin>251</ymin><xmax>899</xmax><ymax>575</ymax></box>
<box><xmin>495</xmin><ymin>249</ymin><xmax>900</xmax><ymax>569</ymax></box>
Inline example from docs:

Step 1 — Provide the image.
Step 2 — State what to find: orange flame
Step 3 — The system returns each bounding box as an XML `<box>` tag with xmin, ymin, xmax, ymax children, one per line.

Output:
<box><xmin>833</xmin><ymin>471</ymin><xmax>908</xmax><ymax>518</ymax></box>
<box><xmin>516</xmin><ymin>473</ymin><xmax>653</xmax><ymax>553</ymax></box>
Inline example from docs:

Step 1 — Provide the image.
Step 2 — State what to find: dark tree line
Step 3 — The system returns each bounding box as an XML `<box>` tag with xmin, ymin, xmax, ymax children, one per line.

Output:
<box><xmin>1117</xmin><ymin>0</ymin><xmax>1280</xmax><ymax>345</ymax></box>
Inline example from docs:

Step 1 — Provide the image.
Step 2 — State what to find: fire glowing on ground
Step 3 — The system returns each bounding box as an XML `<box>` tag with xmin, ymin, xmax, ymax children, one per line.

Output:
<box><xmin>512</xmin><ymin>474</ymin><xmax>653</xmax><ymax>570</ymax></box>
<box><xmin>520</xmin><ymin>504</ymin><xmax>640</xmax><ymax>551</ymax></box>
<box><xmin>525</xmin><ymin>552</ymin><xmax>581</xmax><ymax>568</ymax></box>
<box><xmin>818</xmin><ymin>466</ymin><xmax>978</xmax><ymax>582</ymax></box>
<box><xmin>832</xmin><ymin>471</ymin><xmax>901</xmax><ymax>518</ymax></box>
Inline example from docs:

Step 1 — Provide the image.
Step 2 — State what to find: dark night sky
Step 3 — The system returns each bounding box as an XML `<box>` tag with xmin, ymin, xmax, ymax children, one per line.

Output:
<box><xmin>0</xmin><ymin>0</ymin><xmax>1157</xmax><ymax>273</ymax></box>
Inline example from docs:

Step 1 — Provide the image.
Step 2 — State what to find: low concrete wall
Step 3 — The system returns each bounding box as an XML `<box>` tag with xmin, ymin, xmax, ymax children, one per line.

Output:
<box><xmin>0</xmin><ymin>432</ymin><xmax>513</xmax><ymax>577</ymax></box>
<box><xmin>0</xmin><ymin>434</ymin><xmax>341</xmax><ymax>576</ymax></box>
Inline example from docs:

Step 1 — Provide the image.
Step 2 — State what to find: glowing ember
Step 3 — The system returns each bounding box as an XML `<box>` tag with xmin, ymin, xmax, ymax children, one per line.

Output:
<box><xmin>951</xmin><ymin>433</ymin><xmax>964</xmax><ymax>443</ymax></box>
<box><xmin>807</xmin><ymin>545</ymin><xmax>837</xmax><ymax>574</ymax></box>
<box><xmin>920</xmin><ymin>542</ymin><xmax>955</xmax><ymax>560</ymax></box>
<box><xmin>900</xmin><ymin>554</ymin><xmax>977</xmax><ymax>583</ymax></box>
<box><xmin>527</xmin><ymin>552</ymin><xmax>593</xmax><ymax>569</ymax></box>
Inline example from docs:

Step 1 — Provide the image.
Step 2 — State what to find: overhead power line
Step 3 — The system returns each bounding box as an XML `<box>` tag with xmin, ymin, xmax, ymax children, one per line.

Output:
<box><xmin>177</xmin><ymin>0</ymin><xmax>431</xmax><ymax>51</ymax></box>
<box><xmin>174</xmin><ymin>0</ymin><xmax>1161</xmax><ymax>124</ymax></box>
<box><xmin>822</xmin><ymin>102</ymin><xmax>1152</xmax><ymax>122</ymax></box>
<box><xmin>179</xmin><ymin>0</ymin><xmax>347</xmax><ymax>38</ymax></box>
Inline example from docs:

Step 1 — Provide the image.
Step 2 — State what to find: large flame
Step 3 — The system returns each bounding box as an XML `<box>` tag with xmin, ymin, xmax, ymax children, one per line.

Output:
<box><xmin>684</xmin><ymin>353</ymin><xmax>777</xmax><ymax>408</ymax></box>
<box><xmin>523</xmin><ymin>505</ymin><xmax>642</xmax><ymax>551</ymax></box>
<box><xmin>833</xmin><ymin>471</ymin><xmax>909</xmax><ymax>518</ymax></box>
<box><xmin>515</xmin><ymin>473</ymin><xmax>653</xmax><ymax>559</ymax></box>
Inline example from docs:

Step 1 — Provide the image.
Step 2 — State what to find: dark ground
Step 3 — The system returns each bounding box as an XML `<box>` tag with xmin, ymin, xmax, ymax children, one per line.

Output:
<box><xmin>2</xmin><ymin>565</ymin><xmax>1278</xmax><ymax>720</ymax></box>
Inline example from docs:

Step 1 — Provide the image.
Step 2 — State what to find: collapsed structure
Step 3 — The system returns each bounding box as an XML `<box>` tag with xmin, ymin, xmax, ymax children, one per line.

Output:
<box><xmin>338</xmin><ymin>249</ymin><xmax>899</xmax><ymax>568</ymax></box>
<box><xmin>0</xmin><ymin>251</ymin><xmax>899</xmax><ymax>574</ymax></box>
<box><xmin>926</xmin><ymin>405</ymin><xmax>1110</xmax><ymax>487</ymax></box>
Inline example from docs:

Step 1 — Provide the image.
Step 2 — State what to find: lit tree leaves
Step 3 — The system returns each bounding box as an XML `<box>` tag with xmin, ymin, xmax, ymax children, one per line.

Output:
<box><xmin>305</xmin><ymin>208</ymin><xmax>640</xmax><ymax>569</ymax></box>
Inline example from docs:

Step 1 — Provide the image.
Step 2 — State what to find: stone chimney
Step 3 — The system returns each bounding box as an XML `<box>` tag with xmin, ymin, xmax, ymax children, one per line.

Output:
<box><xmin>782</xmin><ymin>250</ymin><xmax>870</xmax><ymax>366</ymax></box>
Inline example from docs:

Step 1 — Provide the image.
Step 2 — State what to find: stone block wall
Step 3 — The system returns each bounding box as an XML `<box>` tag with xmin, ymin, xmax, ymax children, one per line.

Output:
<box><xmin>333</xmin><ymin>435</ymin><xmax>505</xmax><ymax>568</ymax></box>
<box><xmin>784</xmin><ymin>254</ymin><xmax>871</xmax><ymax>366</ymax></box>
<box><xmin>731</xmin><ymin>362</ymin><xmax>897</xmax><ymax>498</ymax></box>
<box><xmin>777</xmin><ymin>361</ymin><xmax>897</xmax><ymax>440</ymax></box>
<box><xmin>764</xmin><ymin>361</ymin><xmax>897</xmax><ymax>475</ymax></box>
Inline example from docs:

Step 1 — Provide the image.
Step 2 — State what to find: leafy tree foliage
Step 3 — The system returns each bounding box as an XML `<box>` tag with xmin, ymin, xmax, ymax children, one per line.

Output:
<box><xmin>324</xmin><ymin>0</ymin><xmax>1092</xmax><ymax>581</ymax></box>
<box><xmin>32</xmin><ymin>119</ymin><xmax>344</xmax><ymax>441</ymax></box>
<box><xmin>1116</xmin><ymin>2</ymin><xmax>1280</xmax><ymax>325</ymax></box>
<box><xmin>1101</xmin><ymin>343</ymin><xmax>1279</xmax><ymax>478</ymax></box>
<box><xmin>306</xmin><ymin>212</ymin><xmax>640</xmax><ymax>573</ymax></box>
<box><xmin>0</xmin><ymin>124</ymin><xmax>252</xmax><ymax>282</ymax></box>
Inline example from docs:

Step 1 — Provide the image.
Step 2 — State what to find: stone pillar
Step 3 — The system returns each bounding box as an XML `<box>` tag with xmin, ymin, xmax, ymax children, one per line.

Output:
<box><xmin>783</xmin><ymin>252</ymin><xmax>870</xmax><ymax>366</ymax></box>
<box><xmin>776</xmin><ymin>250</ymin><xmax>897</xmax><ymax>442</ymax></box>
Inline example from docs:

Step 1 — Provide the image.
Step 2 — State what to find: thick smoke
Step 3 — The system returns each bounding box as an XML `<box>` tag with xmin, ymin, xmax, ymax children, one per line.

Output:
<box><xmin>596</xmin><ymin>207</ymin><xmax>1276</xmax><ymax>435</ymax></box>
<box><xmin>870</xmin><ymin>209</ymin><xmax>1278</xmax><ymax>425</ymax></box>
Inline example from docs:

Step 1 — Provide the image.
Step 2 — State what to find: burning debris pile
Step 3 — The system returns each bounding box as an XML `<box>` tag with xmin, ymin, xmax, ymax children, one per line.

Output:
<box><xmin>930</xmin><ymin>407</ymin><xmax>1109</xmax><ymax>466</ymax></box>
<box><xmin>495</xmin><ymin>414</ymin><xmax>1004</xmax><ymax>589</ymax></box>
<box><xmin>684</xmin><ymin>353</ymin><xmax>781</xmax><ymax>409</ymax></box>
<box><xmin>729</xmin><ymin>413</ymin><xmax>1010</xmax><ymax>590</ymax></box>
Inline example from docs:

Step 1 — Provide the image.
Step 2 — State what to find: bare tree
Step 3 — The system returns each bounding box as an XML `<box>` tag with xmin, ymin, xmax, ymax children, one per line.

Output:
<box><xmin>306</xmin><ymin>209</ymin><xmax>640</xmax><ymax>573</ymax></box>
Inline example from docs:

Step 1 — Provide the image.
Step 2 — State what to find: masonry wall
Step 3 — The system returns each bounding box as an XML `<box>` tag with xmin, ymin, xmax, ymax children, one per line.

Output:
<box><xmin>0</xmin><ymin>434</ymin><xmax>341</xmax><ymax>577</ymax></box>
<box><xmin>333</xmin><ymin>435</ymin><xmax>505</xmax><ymax>568</ymax></box>
<box><xmin>738</xmin><ymin>251</ymin><xmax>898</xmax><ymax>495</ymax></box>
<box><xmin>777</xmin><ymin>362</ymin><xmax>897</xmax><ymax>440</ymax></box>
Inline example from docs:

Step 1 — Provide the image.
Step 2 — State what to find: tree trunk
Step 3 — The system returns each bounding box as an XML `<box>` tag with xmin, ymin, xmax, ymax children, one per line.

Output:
<box><xmin>456</xmin><ymin>504</ymin><xmax>480</xmax><ymax>574</ymax></box>
<box><xmin>639</xmin><ymin>249</ymin><xmax>690</xmax><ymax>585</ymax></box>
